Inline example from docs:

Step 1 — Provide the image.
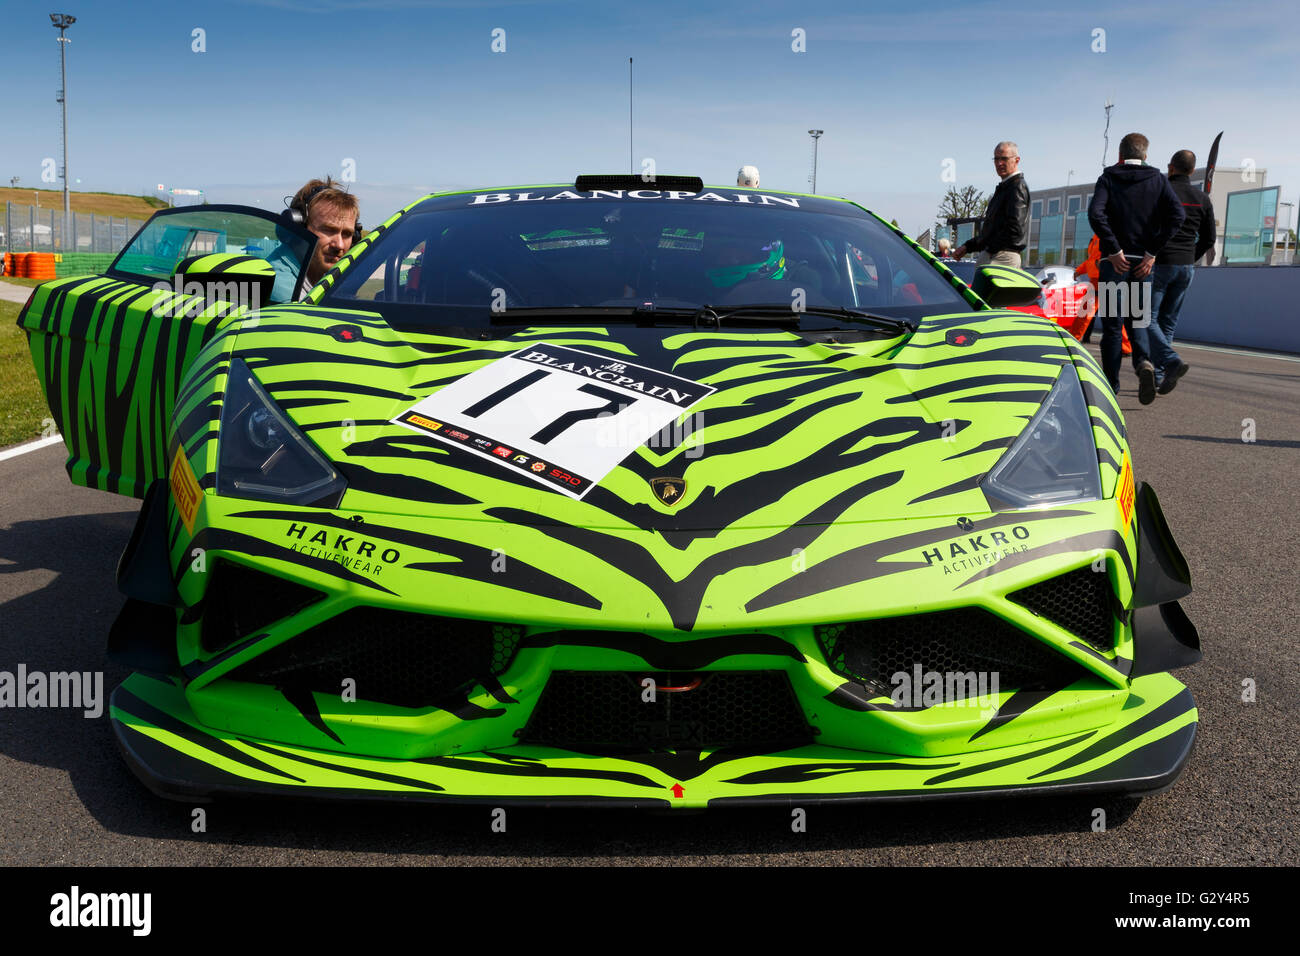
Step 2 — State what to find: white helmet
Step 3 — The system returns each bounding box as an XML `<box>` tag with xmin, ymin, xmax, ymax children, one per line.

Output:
<box><xmin>737</xmin><ymin>165</ymin><xmax>760</xmax><ymax>188</ymax></box>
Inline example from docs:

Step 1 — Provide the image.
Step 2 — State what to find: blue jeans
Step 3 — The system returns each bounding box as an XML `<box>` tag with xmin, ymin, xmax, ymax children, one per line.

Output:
<box><xmin>1097</xmin><ymin>259</ymin><xmax>1152</xmax><ymax>391</ymax></box>
<box><xmin>1147</xmin><ymin>264</ymin><xmax>1194</xmax><ymax>376</ymax></box>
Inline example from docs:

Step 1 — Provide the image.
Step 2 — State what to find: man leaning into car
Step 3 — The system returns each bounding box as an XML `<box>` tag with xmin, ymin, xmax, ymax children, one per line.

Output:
<box><xmin>951</xmin><ymin>141</ymin><xmax>1030</xmax><ymax>268</ymax></box>
<box><xmin>270</xmin><ymin>177</ymin><xmax>362</xmax><ymax>302</ymax></box>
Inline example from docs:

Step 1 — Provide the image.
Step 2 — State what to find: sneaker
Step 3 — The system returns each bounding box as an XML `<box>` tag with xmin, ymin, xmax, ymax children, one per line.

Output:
<box><xmin>1137</xmin><ymin>362</ymin><xmax>1157</xmax><ymax>405</ymax></box>
<box><xmin>1157</xmin><ymin>361</ymin><xmax>1190</xmax><ymax>394</ymax></box>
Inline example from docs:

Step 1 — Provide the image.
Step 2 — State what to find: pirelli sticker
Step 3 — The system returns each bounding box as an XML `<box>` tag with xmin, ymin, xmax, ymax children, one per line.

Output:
<box><xmin>170</xmin><ymin>447</ymin><xmax>202</xmax><ymax>534</ymax></box>
<box><xmin>1117</xmin><ymin>454</ymin><xmax>1135</xmax><ymax>530</ymax></box>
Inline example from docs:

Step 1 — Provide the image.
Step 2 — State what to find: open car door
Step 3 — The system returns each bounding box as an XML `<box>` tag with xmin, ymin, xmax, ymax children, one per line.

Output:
<box><xmin>17</xmin><ymin>204</ymin><xmax>315</xmax><ymax>497</ymax></box>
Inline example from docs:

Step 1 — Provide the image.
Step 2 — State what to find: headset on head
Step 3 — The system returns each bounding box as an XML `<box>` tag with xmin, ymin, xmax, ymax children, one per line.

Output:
<box><xmin>285</xmin><ymin>181</ymin><xmax>362</xmax><ymax>239</ymax></box>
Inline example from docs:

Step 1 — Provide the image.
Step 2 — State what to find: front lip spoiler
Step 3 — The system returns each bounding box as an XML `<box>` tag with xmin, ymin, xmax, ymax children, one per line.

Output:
<box><xmin>110</xmin><ymin>674</ymin><xmax>1197</xmax><ymax>810</ymax></box>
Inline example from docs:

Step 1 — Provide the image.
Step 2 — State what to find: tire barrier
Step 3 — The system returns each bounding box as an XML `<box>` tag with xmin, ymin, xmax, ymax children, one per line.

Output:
<box><xmin>6</xmin><ymin>251</ymin><xmax>59</xmax><ymax>280</ymax></box>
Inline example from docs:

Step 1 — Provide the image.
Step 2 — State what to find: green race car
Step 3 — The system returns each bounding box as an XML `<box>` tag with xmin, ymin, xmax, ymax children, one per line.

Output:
<box><xmin>17</xmin><ymin>176</ymin><xmax>1200</xmax><ymax>808</ymax></box>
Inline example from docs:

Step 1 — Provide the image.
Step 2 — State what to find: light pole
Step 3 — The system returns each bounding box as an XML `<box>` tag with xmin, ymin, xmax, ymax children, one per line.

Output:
<box><xmin>1102</xmin><ymin>98</ymin><xmax>1114</xmax><ymax>168</ymax></box>
<box><xmin>1279</xmin><ymin>200</ymin><xmax>1295</xmax><ymax>264</ymax></box>
<box><xmin>51</xmin><ymin>13</ymin><xmax>76</xmax><ymax>248</ymax></box>
<box><xmin>808</xmin><ymin>129</ymin><xmax>824</xmax><ymax>194</ymax></box>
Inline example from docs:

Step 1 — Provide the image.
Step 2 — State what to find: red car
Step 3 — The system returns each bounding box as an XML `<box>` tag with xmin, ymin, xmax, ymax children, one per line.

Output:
<box><xmin>941</xmin><ymin>259</ymin><xmax>1129</xmax><ymax>354</ymax></box>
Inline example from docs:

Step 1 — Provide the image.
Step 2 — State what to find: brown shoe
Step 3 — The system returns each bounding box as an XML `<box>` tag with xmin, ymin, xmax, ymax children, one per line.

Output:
<box><xmin>1137</xmin><ymin>362</ymin><xmax>1157</xmax><ymax>405</ymax></box>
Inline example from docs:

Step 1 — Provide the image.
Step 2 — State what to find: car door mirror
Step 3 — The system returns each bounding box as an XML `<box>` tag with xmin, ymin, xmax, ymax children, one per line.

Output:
<box><xmin>971</xmin><ymin>265</ymin><xmax>1043</xmax><ymax>308</ymax></box>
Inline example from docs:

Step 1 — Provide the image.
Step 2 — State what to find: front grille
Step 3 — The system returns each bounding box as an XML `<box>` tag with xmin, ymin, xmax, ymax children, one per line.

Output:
<box><xmin>1009</xmin><ymin>566</ymin><xmax>1117</xmax><ymax>651</ymax></box>
<box><xmin>816</xmin><ymin>607</ymin><xmax>1086</xmax><ymax>702</ymax></box>
<box><xmin>226</xmin><ymin>607</ymin><xmax>525</xmax><ymax>709</ymax></box>
<box><xmin>201</xmin><ymin>561</ymin><xmax>325</xmax><ymax>653</ymax></box>
<box><xmin>522</xmin><ymin>671</ymin><xmax>812</xmax><ymax>751</ymax></box>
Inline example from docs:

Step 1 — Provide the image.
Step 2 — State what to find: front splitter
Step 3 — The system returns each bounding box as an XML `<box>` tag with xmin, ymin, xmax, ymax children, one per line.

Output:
<box><xmin>110</xmin><ymin>672</ymin><xmax>1197</xmax><ymax>809</ymax></box>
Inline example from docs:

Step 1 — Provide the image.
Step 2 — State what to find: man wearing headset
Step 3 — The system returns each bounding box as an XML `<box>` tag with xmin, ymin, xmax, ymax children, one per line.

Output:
<box><xmin>270</xmin><ymin>177</ymin><xmax>362</xmax><ymax>301</ymax></box>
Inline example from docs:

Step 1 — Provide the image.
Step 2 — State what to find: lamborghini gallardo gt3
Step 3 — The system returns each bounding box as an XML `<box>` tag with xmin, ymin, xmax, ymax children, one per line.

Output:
<box><xmin>17</xmin><ymin>175</ymin><xmax>1201</xmax><ymax>808</ymax></box>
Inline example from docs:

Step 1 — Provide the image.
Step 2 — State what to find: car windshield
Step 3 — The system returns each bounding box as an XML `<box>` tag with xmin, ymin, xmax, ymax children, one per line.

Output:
<box><xmin>323</xmin><ymin>192</ymin><xmax>971</xmax><ymax>328</ymax></box>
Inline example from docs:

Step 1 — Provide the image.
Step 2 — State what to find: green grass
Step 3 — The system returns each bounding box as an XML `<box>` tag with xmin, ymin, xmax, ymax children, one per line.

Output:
<box><xmin>0</xmin><ymin>298</ymin><xmax>52</xmax><ymax>448</ymax></box>
<box><xmin>0</xmin><ymin>186</ymin><xmax>166</xmax><ymax>219</ymax></box>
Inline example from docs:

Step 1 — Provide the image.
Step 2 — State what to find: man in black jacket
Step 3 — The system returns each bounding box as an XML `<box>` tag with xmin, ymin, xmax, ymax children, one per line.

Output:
<box><xmin>1088</xmin><ymin>132</ymin><xmax>1185</xmax><ymax>404</ymax></box>
<box><xmin>952</xmin><ymin>141</ymin><xmax>1029</xmax><ymax>267</ymax></box>
<box><xmin>1147</xmin><ymin>149</ymin><xmax>1216</xmax><ymax>394</ymax></box>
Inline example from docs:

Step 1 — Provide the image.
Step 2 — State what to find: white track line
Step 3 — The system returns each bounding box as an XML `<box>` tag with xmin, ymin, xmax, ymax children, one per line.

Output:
<box><xmin>1177</xmin><ymin>342</ymin><xmax>1300</xmax><ymax>364</ymax></box>
<box><xmin>0</xmin><ymin>434</ymin><xmax>64</xmax><ymax>463</ymax></box>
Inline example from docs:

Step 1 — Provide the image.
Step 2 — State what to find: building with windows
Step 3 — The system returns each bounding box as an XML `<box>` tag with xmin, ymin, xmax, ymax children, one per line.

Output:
<box><xmin>1025</xmin><ymin>166</ymin><xmax>1267</xmax><ymax>267</ymax></box>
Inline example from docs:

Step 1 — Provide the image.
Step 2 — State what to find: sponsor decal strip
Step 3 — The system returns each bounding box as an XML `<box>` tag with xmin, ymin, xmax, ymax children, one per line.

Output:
<box><xmin>394</xmin><ymin>411</ymin><xmax>595</xmax><ymax>496</ymax></box>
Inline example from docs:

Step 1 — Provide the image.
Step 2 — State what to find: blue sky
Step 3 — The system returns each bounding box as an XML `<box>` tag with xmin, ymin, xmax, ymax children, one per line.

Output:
<box><xmin>2</xmin><ymin>0</ymin><xmax>1296</xmax><ymax>236</ymax></box>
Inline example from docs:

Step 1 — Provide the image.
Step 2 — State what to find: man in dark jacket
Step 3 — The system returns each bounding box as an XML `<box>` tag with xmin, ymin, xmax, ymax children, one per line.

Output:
<box><xmin>1147</xmin><ymin>149</ymin><xmax>1216</xmax><ymax>394</ymax></box>
<box><xmin>1088</xmin><ymin>133</ymin><xmax>1185</xmax><ymax>404</ymax></box>
<box><xmin>952</xmin><ymin>141</ymin><xmax>1030</xmax><ymax>267</ymax></box>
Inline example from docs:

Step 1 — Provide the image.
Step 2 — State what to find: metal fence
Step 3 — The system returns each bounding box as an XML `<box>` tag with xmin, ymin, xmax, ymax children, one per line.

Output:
<box><xmin>1</xmin><ymin>202</ymin><xmax>147</xmax><ymax>254</ymax></box>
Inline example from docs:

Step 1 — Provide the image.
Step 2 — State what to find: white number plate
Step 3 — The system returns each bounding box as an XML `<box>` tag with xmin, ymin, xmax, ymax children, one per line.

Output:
<box><xmin>392</xmin><ymin>342</ymin><xmax>714</xmax><ymax>498</ymax></box>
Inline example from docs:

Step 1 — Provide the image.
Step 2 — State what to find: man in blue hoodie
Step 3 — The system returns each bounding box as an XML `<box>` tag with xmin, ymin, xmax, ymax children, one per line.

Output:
<box><xmin>1148</xmin><ymin>149</ymin><xmax>1216</xmax><ymax>395</ymax></box>
<box><xmin>1088</xmin><ymin>133</ymin><xmax>1185</xmax><ymax>404</ymax></box>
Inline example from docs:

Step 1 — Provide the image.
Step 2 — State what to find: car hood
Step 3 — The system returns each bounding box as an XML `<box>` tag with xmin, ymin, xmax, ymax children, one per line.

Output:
<box><xmin>227</xmin><ymin>308</ymin><xmax>1077</xmax><ymax>531</ymax></box>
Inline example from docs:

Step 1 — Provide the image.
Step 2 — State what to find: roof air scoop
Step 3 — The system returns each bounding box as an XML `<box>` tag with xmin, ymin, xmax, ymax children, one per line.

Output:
<box><xmin>575</xmin><ymin>174</ymin><xmax>704</xmax><ymax>192</ymax></box>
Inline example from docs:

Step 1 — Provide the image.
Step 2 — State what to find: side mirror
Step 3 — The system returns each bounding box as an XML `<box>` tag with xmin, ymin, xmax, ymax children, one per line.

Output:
<box><xmin>971</xmin><ymin>265</ymin><xmax>1043</xmax><ymax>308</ymax></box>
<box><xmin>173</xmin><ymin>254</ymin><xmax>276</xmax><ymax>311</ymax></box>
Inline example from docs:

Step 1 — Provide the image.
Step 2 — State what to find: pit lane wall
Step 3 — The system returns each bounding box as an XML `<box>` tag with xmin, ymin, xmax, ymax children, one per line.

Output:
<box><xmin>1171</xmin><ymin>266</ymin><xmax>1300</xmax><ymax>354</ymax></box>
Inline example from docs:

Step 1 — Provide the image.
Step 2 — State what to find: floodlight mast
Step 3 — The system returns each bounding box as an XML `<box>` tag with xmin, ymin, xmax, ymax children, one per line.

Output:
<box><xmin>808</xmin><ymin>130</ymin><xmax>824</xmax><ymax>194</ymax></box>
<box><xmin>51</xmin><ymin>13</ymin><xmax>77</xmax><ymax>238</ymax></box>
<box><xmin>1102</xmin><ymin>98</ymin><xmax>1114</xmax><ymax>168</ymax></box>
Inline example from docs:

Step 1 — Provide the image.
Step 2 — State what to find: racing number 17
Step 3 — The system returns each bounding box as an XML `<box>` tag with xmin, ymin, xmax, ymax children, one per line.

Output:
<box><xmin>463</xmin><ymin>368</ymin><xmax>625</xmax><ymax>443</ymax></box>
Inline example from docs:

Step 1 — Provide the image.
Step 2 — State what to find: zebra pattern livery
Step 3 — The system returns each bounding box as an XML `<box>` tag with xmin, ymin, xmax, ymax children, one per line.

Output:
<box><xmin>20</xmin><ymin>186</ymin><xmax>1195</xmax><ymax>807</ymax></box>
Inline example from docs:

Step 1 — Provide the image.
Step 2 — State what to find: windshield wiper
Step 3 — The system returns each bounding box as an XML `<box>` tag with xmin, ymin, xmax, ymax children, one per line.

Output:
<box><xmin>488</xmin><ymin>302</ymin><xmax>914</xmax><ymax>334</ymax></box>
<box><xmin>489</xmin><ymin>305</ymin><xmax>695</xmax><ymax>325</ymax></box>
<box><xmin>698</xmin><ymin>304</ymin><xmax>915</xmax><ymax>334</ymax></box>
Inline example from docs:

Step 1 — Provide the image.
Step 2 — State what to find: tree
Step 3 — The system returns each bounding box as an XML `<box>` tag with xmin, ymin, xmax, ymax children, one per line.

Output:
<box><xmin>937</xmin><ymin>185</ymin><xmax>989</xmax><ymax>221</ymax></box>
<box><xmin>890</xmin><ymin>218</ymin><xmax>900</xmax><ymax>228</ymax></box>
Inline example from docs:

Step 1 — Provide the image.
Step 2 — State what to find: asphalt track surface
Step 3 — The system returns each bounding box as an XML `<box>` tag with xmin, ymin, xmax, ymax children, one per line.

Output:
<box><xmin>0</xmin><ymin>342</ymin><xmax>1295</xmax><ymax>866</ymax></box>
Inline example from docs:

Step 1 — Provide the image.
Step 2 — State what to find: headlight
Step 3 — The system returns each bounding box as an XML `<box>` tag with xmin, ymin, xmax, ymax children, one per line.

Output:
<box><xmin>980</xmin><ymin>363</ymin><xmax>1102</xmax><ymax>510</ymax></box>
<box><xmin>216</xmin><ymin>357</ymin><xmax>347</xmax><ymax>507</ymax></box>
